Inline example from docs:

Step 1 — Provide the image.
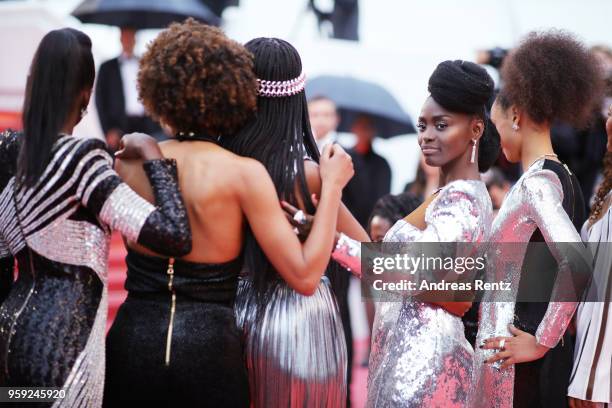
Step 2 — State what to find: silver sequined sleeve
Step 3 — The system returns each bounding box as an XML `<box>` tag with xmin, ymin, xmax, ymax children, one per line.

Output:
<box><xmin>98</xmin><ymin>183</ymin><xmax>156</xmax><ymax>242</ymax></box>
<box><xmin>383</xmin><ymin>182</ymin><xmax>484</xmax><ymax>246</ymax></box>
<box><xmin>331</xmin><ymin>181</ymin><xmax>484</xmax><ymax>286</ymax></box>
<box><xmin>419</xmin><ymin>183</ymin><xmax>482</xmax><ymax>243</ymax></box>
<box><xmin>523</xmin><ymin>169</ymin><xmax>590</xmax><ymax>348</ymax></box>
<box><xmin>390</xmin><ymin>183</ymin><xmax>484</xmax><ymax>295</ymax></box>
<box><xmin>75</xmin><ymin>139</ymin><xmax>192</xmax><ymax>257</ymax></box>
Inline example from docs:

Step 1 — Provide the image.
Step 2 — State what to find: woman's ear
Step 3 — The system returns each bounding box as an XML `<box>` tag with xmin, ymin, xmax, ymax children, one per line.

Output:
<box><xmin>511</xmin><ymin>105</ymin><xmax>522</xmax><ymax>128</ymax></box>
<box><xmin>472</xmin><ymin>117</ymin><xmax>484</xmax><ymax>140</ymax></box>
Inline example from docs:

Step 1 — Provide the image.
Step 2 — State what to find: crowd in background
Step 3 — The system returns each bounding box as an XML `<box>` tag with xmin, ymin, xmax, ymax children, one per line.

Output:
<box><xmin>0</xmin><ymin>11</ymin><xmax>611</xmax><ymax>407</ymax></box>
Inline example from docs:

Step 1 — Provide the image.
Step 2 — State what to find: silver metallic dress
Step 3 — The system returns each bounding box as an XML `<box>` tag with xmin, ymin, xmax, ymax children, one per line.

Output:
<box><xmin>234</xmin><ymin>275</ymin><xmax>348</xmax><ymax>408</ymax></box>
<box><xmin>471</xmin><ymin>158</ymin><xmax>587</xmax><ymax>407</ymax></box>
<box><xmin>366</xmin><ymin>179</ymin><xmax>492</xmax><ymax>407</ymax></box>
<box><xmin>0</xmin><ymin>131</ymin><xmax>191</xmax><ymax>407</ymax></box>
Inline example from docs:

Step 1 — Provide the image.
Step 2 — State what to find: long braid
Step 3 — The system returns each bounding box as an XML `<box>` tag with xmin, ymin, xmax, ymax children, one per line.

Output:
<box><xmin>589</xmin><ymin>151</ymin><xmax>612</xmax><ymax>223</ymax></box>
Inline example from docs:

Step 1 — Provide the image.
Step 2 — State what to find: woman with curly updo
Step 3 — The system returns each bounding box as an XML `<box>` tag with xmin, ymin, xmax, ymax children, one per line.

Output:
<box><xmin>103</xmin><ymin>20</ymin><xmax>354</xmax><ymax>407</ymax></box>
<box><xmin>476</xmin><ymin>30</ymin><xmax>604</xmax><ymax>408</ymax></box>
<box><xmin>284</xmin><ymin>59</ymin><xmax>500</xmax><ymax>407</ymax></box>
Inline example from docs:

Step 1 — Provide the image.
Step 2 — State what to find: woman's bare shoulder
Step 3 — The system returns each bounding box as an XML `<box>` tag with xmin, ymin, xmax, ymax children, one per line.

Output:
<box><xmin>187</xmin><ymin>145</ymin><xmax>271</xmax><ymax>192</ymax></box>
<box><xmin>303</xmin><ymin>159</ymin><xmax>322</xmax><ymax>195</ymax></box>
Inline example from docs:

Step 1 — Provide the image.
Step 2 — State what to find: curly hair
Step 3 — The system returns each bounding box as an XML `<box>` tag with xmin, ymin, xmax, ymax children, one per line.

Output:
<box><xmin>498</xmin><ymin>30</ymin><xmax>604</xmax><ymax>128</ymax></box>
<box><xmin>138</xmin><ymin>18</ymin><xmax>257</xmax><ymax>137</ymax></box>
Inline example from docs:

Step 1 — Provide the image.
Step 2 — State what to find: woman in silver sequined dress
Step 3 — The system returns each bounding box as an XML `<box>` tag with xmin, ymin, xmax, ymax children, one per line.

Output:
<box><xmin>329</xmin><ymin>60</ymin><xmax>499</xmax><ymax>407</ymax></box>
<box><xmin>223</xmin><ymin>38</ymin><xmax>369</xmax><ymax>408</ymax></box>
<box><xmin>0</xmin><ymin>29</ymin><xmax>193</xmax><ymax>408</ymax></box>
<box><xmin>474</xmin><ymin>31</ymin><xmax>602</xmax><ymax>408</ymax></box>
<box><xmin>365</xmin><ymin>61</ymin><xmax>498</xmax><ymax>408</ymax></box>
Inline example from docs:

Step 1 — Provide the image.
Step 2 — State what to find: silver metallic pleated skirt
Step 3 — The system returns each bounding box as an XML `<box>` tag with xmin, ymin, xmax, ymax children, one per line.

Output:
<box><xmin>235</xmin><ymin>276</ymin><xmax>347</xmax><ymax>408</ymax></box>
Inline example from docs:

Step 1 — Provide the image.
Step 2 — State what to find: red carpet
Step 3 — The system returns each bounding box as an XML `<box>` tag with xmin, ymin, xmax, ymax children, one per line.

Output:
<box><xmin>107</xmin><ymin>232</ymin><xmax>127</xmax><ymax>330</ymax></box>
<box><xmin>106</xmin><ymin>231</ymin><xmax>369</xmax><ymax>407</ymax></box>
<box><xmin>351</xmin><ymin>337</ymin><xmax>369</xmax><ymax>408</ymax></box>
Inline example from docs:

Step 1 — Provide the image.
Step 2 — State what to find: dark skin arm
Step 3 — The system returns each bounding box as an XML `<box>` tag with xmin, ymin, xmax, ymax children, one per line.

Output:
<box><xmin>237</xmin><ymin>144</ymin><xmax>354</xmax><ymax>295</ymax></box>
<box><xmin>568</xmin><ymin>397</ymin><xmax>601</xmax><ymax>408</ymax></box>
<box><xmin>118</xmin><ymin>142</ymin><xmax>354</xmax><ymax>296</ymax></box>
<box><xmin>285</xmin><ymin>188</ymin><xmax>472</xmax><ymax>317</ymax></box>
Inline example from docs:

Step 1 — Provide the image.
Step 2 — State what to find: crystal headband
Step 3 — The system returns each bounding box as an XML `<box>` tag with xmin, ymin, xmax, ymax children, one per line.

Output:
<box><xmin>257</xmin><ymin>72</ymin><xmax>306</xmax><ymax>98</ymax></box>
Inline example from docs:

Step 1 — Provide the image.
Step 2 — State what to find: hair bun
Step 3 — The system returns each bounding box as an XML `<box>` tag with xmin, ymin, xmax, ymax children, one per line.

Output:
<box><xmin>428</xmin><ymin>60</ymin><xmax>494</xmax><ymax>114</ymax></box>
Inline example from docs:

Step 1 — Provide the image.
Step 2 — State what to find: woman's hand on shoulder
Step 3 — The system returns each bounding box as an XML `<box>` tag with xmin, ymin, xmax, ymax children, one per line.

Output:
<box><xmin>114</xmin><ymin>133</ymin><xmax>163</xmax><ymax>161</ymax></box>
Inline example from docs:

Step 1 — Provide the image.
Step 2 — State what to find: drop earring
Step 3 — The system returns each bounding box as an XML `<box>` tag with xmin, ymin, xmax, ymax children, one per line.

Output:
<box><xmin>470</xmin><ymin>139</ymin><xmax>477</xmax><ymax>164</ymax></box>
<box><xmin>512</xmin><ymin>123</ymin><xmax>519</xmax><ymax>131</ymax></box>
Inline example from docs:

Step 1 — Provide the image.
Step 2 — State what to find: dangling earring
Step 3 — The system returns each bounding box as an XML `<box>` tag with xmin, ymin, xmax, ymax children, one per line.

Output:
<box><xmin>512</xmin><ymin>123</ymin><xmax>519</xmax><ymax>131</ymax></box>
<box><xmin>80</xmin><ymin>106</ymin><xmax>88</xmax><ymax>120</ymax></box>
<box><xmin>470</xmin><ymin>139</ymin><xmax>477</xmax><ymax>164</ymax></box>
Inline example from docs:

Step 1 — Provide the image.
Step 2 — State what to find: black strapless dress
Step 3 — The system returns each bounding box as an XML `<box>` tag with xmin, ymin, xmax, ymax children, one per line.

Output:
<box><xmin>104</xmin><ymin>249</ymin><xmax>249</xmax><ymax>407</ymax></box>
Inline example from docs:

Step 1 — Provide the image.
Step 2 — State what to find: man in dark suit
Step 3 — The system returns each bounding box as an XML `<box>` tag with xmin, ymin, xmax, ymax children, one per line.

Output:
<box><xmin>343</xmin><ymin>114</ymin><xmax>392</xmax><ymax>227</ymax></box>
<box><xmin>95</xmin><ymin>27</ymin><xmax>161</xmax><ymax>153</ymax></box>
<box><xmin>336</xmin><ymin>114</ymin><xmax>391</xmax><ymax>405</ymax></box>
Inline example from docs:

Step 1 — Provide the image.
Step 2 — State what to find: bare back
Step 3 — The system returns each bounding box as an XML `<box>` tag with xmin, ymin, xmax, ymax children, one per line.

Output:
<box><xmin>116</xmin><ymin>140</ymin><xmax>247</xmax><ymax>263</ymax></box>
<box><xmin>115</xmin><ymin>139</ymin><xmax>358</xmax><ymax>294</ymax></box>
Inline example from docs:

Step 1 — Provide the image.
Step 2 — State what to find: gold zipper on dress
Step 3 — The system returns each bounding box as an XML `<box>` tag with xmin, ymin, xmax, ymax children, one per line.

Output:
<box><xmin>164</xmin><ymin>257</ymin><xmax>176</xmax><ymax>366</ymax></box>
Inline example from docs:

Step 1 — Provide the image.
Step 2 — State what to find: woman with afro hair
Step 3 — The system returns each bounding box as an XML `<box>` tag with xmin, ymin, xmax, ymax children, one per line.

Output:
<box><xmin>476</xmin><ymin>30</ymin><xmax>604</xmax><ymax>408</ymax></box>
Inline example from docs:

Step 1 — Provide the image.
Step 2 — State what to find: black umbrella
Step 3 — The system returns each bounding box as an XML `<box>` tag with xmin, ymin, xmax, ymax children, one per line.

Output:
<box><xmin>306</xmin><ymin>75</ymin><xmax>416</xmax><ymax>138</ymax></box>
<box><xmin>201</xmin><ymin>0</ymin><xmax>239</xmax><ymax>17</ymax></box>
<box><xmin>72</xmin><ymin>0</ymin><xmax>221</xmax><ymax>29</ymax></box>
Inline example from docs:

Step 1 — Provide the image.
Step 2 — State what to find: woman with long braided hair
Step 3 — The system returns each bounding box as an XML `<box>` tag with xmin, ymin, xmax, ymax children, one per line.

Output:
<box><xmin>568</xmin><ymin>104</ymin><xmax>612</xmax><ymax>408</ymax></box>
<box><xmin>224</xmin><ymin>37</ymin><xmax>368</xmax><ymax>407</ymax></box>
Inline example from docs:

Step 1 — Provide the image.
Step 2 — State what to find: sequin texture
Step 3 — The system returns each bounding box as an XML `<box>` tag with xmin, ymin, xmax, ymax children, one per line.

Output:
<box><xmin>367</xmin><ymin>179</ymin><xmax>493</xmax><ymax>407</ymax></box>
<box><xmin>99</xmin><ymin>183</ymin><xmax>155</xmax><ymax>243</ymax></box>
<box><xmin>0</xmin><ymin>132</ymin><xmax>191</xmax><ymax>407</ymax></box>
<box><xmin>471</xmin><ymin>159</ymin><xmax>587</xmax><ymax>408</ymax></box>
